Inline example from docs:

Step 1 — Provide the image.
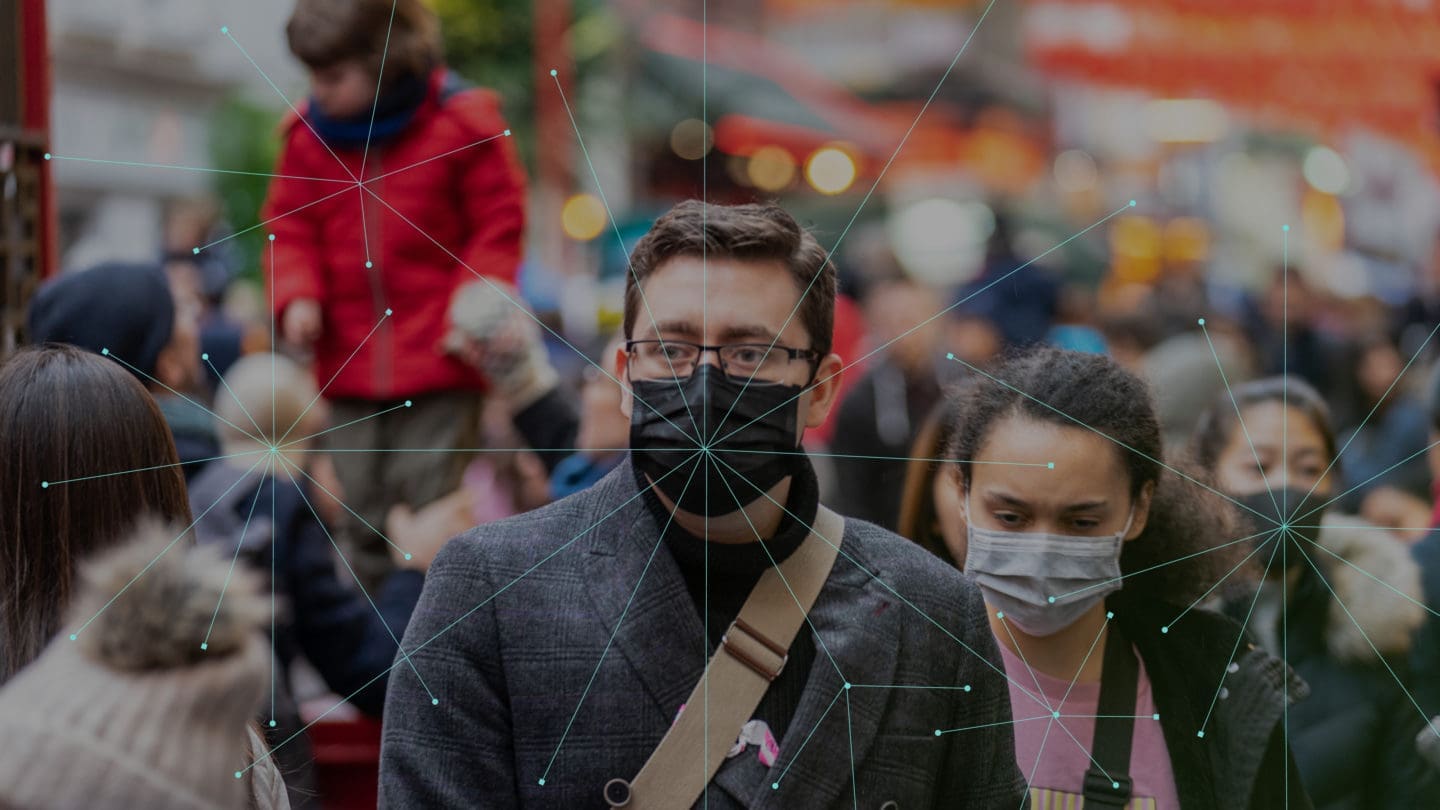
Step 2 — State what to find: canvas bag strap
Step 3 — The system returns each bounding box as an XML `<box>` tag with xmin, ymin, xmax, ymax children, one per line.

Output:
<box><xmin>603</xmin><ymin>505</ymin><xmax>844</xmax><ymax>809</ymax></box>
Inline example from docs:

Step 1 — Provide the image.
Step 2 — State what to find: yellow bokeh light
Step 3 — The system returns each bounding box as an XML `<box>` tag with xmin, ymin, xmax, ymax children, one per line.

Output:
<box><xmin>747</xmin><ymin>146</ymin><xmax>797</xmax><ymax>192</ymax></box>
<box><xmin>805</xmin><ymin>146</ymin><xmax>857</xmax><ymax>195</ymax></box>
<box><xmin>561</xmin><ymin>193</ymin><xmax>607</xmax><ymax>241</ymax></box>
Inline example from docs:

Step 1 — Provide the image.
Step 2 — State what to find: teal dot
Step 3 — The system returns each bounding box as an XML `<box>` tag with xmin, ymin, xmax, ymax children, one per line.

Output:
<box><xmin>843</xmin><ymin>682</ymin><xmax>851</xmax><ymax>690</ymax></box>
<box><xmin>405</xmin><ymin>400</ymin><xmax>413</xmax><ymax>407</ymax></box>
<box><xmin>200</xmin><ymin>642</ymin><xmax>208</xmax><ymax>651</ymax></box>
<box><xmin>268</xmin><ymin>234</ymin><xmax>275</xmax><ymax>241</ymax></box>
<box><xmin>538</xmin><ymin>778</ymin><xmax>546</xmax><ymax>786</ymax></box>
<box><xmin>550</xmin><ymin>69</ymin><xmax>558</xmax><ymax>77</ymax></box>
<box><xmin>268</xmin><ymin>720</ymin><xmax>276</xmax><ymax>728</ymax></box>
<box><xmin>1197</xmin><ymin>318</ymin><xmax>1206</xmax><ymax>326</ymax></box>
<box><xmin>101</xmin><ymin>348</ymin><xmax>109</xmax><ymax>356</ymax></box>
<box><xmin>40</xmin><ymin>482</ymin><xmax>48</xmax><ymax>489</ymax></box>
<box><xmin>1282</xmin><ymin>224</ymin><xmax>1290</xmax><ymax>232</ymax></box>
<box><xmin>1052</xmin><ymin>710</ymin><xmax>1060</xmax><ymax>718</ymax></box>
<box><xmin>365</xmin><ymin>261</ymin><xmax>373</xmax><ymax>268</ymax></box>
<box><xmin>384</xmin><ymin>308</ymin><xmax>393</xmax><ymax>316</ymax></box>
<box><xmin>220</xmin><ymin>26</ymin><xmax>228</xmax><ymax>34</ymax></box>
<box><xmin>772</xmin><ymin>782</ymin><xmax>780</xmax><ymax>789</ymax></box>
<box><xmin>1106</xmin><ymin>611</ymin><xmax>1114</xmax><ymax>619</ymax></box>
<box><xmin>431</xmin><ymin>698</ymin><xmax>439</xmax><ymax>706</ymax></box>
<box><xmin>1197</xmin><ymin>730</ymin><xmax>1205</xmax><ymax>738</ymax></box>
<box><xmin>996</xmin><ymin>611</ymin><xmax>1005</xmax><ymax>619</ymax></box>
<box><xmin>192</xmin><ymin>247</ymin><xmax>200</xmax><ymax>255</ymax></box>
<box><xmin>945</xmin><ymin>352</ymin><xmax>956</xmax><ymax>360</ymax></box>
<box><xmin>1047</xmin><ymin>462</ymin><xmax>1055</xmax><ymax>469</ymax></box>
<box><xmin>1128</xmin><ymin>199</ymin><xmax>1136</xmax><ymax>207</ymax></box>
<box><xmin>1161</xmin><ymin>626</ymin><xmax>1169</xmax><ymax>634</ymax></box>
<box><xmin>68</xmin><ymin>634</ymin><xmax>77</xmax><ymax>641</ymax></box>
<box><xmin>964</xmin><ymin>684</ymin><xmax>971</xmax><ymax>692</ymax></box>
<box><xmin>503</xmin><ymin>129</ymin><xmax>511</xmax><ymax>136</ymax></box>
<box><xmin>1112</xmin><ymin>781</ymin><xmax>1120</xmax><ymax>789</ymax></box>
<box><xmin>201</xmin><ymin>353</ymin><xmax>209</xmax><ymax>361</ymax></box>
<box><xmin>234</xmin><ymin>771</ymin><xmax>242</xmax><ymax>779</ymax></box>
<box><xmin>404</xmin><ymin>552</ymin><xmax>413</xmax><ymax>561</ymax></box>
<box><xmin>43</xmin><ymin>153</ymin><xmax>51</xmax><ymax>160</ymax></box>
<box><xmin>1047</xmin><ymin>596</ymin><xmax>1056</xmax><ymax>604</ymax></box>
<box><xmin>1152</xmin><ymin>713</ymin><xmax>1160</xmax><ymax>720</ymax></box>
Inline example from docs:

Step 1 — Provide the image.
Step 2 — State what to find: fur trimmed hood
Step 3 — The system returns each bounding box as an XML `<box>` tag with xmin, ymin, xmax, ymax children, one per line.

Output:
<box><xmin>1313</xmin><ymin>512</ymin><xmax>1425</xmax><ymax>663</ymax></box>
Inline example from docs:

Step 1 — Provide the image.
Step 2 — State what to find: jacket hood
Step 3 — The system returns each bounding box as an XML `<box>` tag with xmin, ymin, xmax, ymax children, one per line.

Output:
<box><xmin>1313</xmin><ymin>512</ymin><xmax>1425</xmax><ymax>662</ymax></box>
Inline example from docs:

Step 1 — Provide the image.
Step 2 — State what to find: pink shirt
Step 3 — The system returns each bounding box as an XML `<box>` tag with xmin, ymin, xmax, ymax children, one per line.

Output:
<box><xmin>999</xmin><ymin>642</ymin><xmax>1181</xmax><ymax>810</ymax></box>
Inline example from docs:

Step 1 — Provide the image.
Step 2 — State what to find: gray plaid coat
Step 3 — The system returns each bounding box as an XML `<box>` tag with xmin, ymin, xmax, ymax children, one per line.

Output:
<box><xmin>380</xmin><ymin>461</ymin><xmax>1024</xmax><ymax>809</ymax></box>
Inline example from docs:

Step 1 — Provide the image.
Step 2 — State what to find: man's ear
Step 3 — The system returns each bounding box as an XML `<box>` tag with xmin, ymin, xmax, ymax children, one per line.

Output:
<box><xmin>616</xmin><ymin>345</ymin><xmax>634</xmax><ymax>420</ymax></box>
<box><xmin>801</xmin><ymin>353</ymin><xmax>845</xmax><ymax>431</ymax></box>
<box><xmin>1125</xmin><ymin>480</ymin><xmax>1156</xmax><ymax>542</ymax></box>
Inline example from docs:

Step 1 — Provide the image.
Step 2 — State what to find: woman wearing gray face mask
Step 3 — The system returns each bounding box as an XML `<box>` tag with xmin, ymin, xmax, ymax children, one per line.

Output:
<box><xmin>1192</xmin><ymin>376</ymin><xmax>1436</xmax><ymax>810</ymax></box>
<box><xmin>939</xmin><ymin>347</ymin><xmax>1310</xmax><ymax>810</ymax></box>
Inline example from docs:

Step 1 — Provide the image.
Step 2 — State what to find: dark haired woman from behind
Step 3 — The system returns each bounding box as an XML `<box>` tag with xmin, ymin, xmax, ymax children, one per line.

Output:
<box><xmin>938</xmin><ymin>346</ymin><xmax>1308</xmax><ymax>809</ymax></box>
<box><xmin>1191</xmin><ymin>376</ymin><xmax>1436</xmax><ymax>809</ymax></box>
<box><xmin>0</xmin><ymin>344</ymin><xmax>289</xmax><ymax>808</ymax></box>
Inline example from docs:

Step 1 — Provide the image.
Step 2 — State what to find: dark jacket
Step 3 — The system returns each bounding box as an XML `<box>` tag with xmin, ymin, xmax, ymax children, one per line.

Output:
<box><xmin>380</xmin><ymin>458</ymin><xmax>1026</xmax><ymax>809</ymax></box>
<box><xmin>189</xmin><ymin>461</ymin><xmax>425</xmax><ymax>715</ymax></box>
<box><xmin>1110</xmin><ymin>591</ymin><xmax>1312</xmax><ymax>810</ymax></box>
<box><xmin>1223</xmin><ymin>516</ymin><xmax>1434</xmax><ymax>810</ymax></box>
<box><xmin>829</xmin><ymin>364</ymin><xmax>940</xmax><ymax>530</ymax></box>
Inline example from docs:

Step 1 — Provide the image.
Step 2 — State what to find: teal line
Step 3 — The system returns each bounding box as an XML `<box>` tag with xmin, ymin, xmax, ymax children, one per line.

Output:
<box><xmin>1290</xmin><ymin>319</ymin><xmax>1440</xmax><ymax>524</ymax></box>
<box><xmin>270</xmin><ymin>236</ymin><xmax>276</xmax><ymax>441</ymax></box>
<box><xmin>1052</xmin><ymin>717</ymin><xmax>1118</xmax><ymax>786</ymax></box>
<box><xmin>538</xmin><ymin>461</ymin><xmax>702</xmax><ymax>784</ymax></box>
<box><xmin>206</xmin><ymin>354</ymin><xmax>267</xmax><ymax>440</ymax></box>
<box><xmin>711</xmin><ymin>453</ymin><xmax>1050</xmax><ymax>708</ymax></box>
<box><xmin>1018</xmin><ymin>718</ymin><xmax>1056</xmax><ymax>810</ymax></box>
<box><xmin>1201</xmin><ymin>320</ymin><xmax>1280</xmax><ymax>516</ymax></box>
<box><xmin>723</xmin><ymin>447</ymin><xmax>1052</xmax><ymax>467</ymax></box>
<box><xmin>279</xmin><ymin>459</ymin><xmax>437</xmax><ymax>703</ymax></box>
<box><xmin>999</xmin><ymin>614</ymin><xmax>1053</xmax><ymax>712</ymax></box>
<box><xmin>203</xmin><ymin>456</ymin><xmax>271</xmax><ymax>646</ymax></box>
<box><xmin>771</xmin><ymin>686</ymin><xmax>846</xmax><ymax>789</ymax></box>
<box><xmin>359</xmin><ymin>185</ymin><xmax>698</xmax><ymax>443</ymax></box>
<box><xmin>70</xmin><ymin>455</ymin><xmax>267</xmax><ymax>639</ymax></box>
<box><xmin>271</xmin><ymin>464</ymin><xmax>277</xmax><ymax>723</ymax></box>
<box><xmin>284</xmin><ymin>459</ymin><xmax>411</xmax><ymax>557</ymax></box>
<box><xmin>1292</xmin><ymin>542</ymin><xmax>1440</xmax><ymax>753</ymax></box>
<box><xmin>1296</xmin><ymin>532</ymin><xmax>1440</xmax><ymax>619</ymax></box>
<box><xmin>44</xmin><ymin>153</ymin><xmax>348</xmax><ymax>183</ymax></box>
<box><xmin>284</xmin><ymin>400</ymin><xmax>410</xmax><ymax>448</ymax></box>
<box><xmin>1053</xmin><ymin>527</ymin><xmax>1275</xmax><ymax>600</ymax></box>
<box><xmin>846</xmin><ymin>689</ymin><xmax>858</xmax><ymax>810</ymax></box>
<box><xmin>944</xmin><ymin>352</ymin><xmax>1277</xmax><ymax>528</ymax></box>
<box><xmin>1057</xmin><ymin>612</ymin><xmax>1110</xmax><ymax>709</ymax></box>
<box><xmin>198</xmin><ymin>184</ymin><xmax>355</xmax><ymax>253</ymax></box>
<box><xmin>717</xmin><ymin>465</ymin><xmax>846</xmax><ymax>679</ymax></box>
<box><xmin>358</xmin><ymin>0</ymin><xmax>400</xmax><ymax>181</ymax></box>
<box><xmin>103</xmin><ymin>349</ymin><xmax>264</xmax><ymax>446</ymax></box>
<box><xmin>42</xmin><ymin>447</ymin><xmax>264</xmax><ymax>487</ymax></box>
<box><xmin>357</xmin><ymin>134</ymin><xmax>506</xmax><ymax>186</ymax></box>
<box><xmin>221</xmin><ymin>26</ymin><xmax>356</xmax><ymax>182</ymax></box>
<box><xmin>709</xmin><ymin>200</ymin><xmax>1136</xmax><ymax>451</ymax></box>
<box><xmin>851</xmin><ymin>683</ymin><xmax>974</xmax><ymax>691</ymax></box>
<box><xmin>706</xmin><ymin>0</ymin><xmax>1003</xmax><ymax>444</ymax></box>
<box><xmin>1198</xmin><ymin>536</ymin><xmax>1284</xmax><ymax>734</ymax></box>
<box><xmin>937</xmin><ymin>715</ymin><xmax>1052</xmax><ymax>735</ymax></box>
<box><xmin>240</xmin><ymin>454</ymin><xmax>703</xmax><ymax>774</ymax></box>
<box><xmin>1166</xmin><ymin>530</ymin><xmax>1282</xmax><ymax>629</ymax></box>
<box><xmin>548</xmin><ymin>71</ymin><xmax>701</xmax><ymax>434</ymax></box>
<box><xmin>276</xmin><ymin>309</ymin><xmax>393</xmax><ymax>444</ymax></box>
<box><xmin>290</xmin><ymin>447</ymin><xmax>632</xmax><ymax>454</ymax></box>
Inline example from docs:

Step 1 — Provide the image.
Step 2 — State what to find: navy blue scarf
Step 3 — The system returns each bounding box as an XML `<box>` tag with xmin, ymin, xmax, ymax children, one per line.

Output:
<box><xmin>307</xmin><ymin>71</ymin><xmax>431</xmax><ymax>150</ymax></box>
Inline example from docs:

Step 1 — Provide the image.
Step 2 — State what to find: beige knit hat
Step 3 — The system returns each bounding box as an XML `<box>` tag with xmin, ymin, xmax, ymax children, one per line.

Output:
<box><xmin>0</xmin><ymin>521</ymin><xmax>271</xmax><ymax>809</ymax></box>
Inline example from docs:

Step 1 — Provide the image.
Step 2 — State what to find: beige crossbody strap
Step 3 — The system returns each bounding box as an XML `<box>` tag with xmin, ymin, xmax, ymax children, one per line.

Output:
<box><xmin>602</xmin><ymin>505</ymin><xmax>845</xmax><ymax>809</ymax></box>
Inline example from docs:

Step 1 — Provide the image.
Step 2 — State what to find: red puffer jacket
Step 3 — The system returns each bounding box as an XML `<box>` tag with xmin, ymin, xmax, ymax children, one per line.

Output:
<box><xmin>262</xmin><ymin>68</ymin><xmax>525</xmax><ymax>401</ymax></box>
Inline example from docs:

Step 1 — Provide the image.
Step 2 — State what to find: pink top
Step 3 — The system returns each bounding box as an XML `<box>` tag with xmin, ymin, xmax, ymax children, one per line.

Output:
<box><xmin>999</xmin><ymin>642</ymin><xmax>1181</xmax><ymax>810</ymax></box>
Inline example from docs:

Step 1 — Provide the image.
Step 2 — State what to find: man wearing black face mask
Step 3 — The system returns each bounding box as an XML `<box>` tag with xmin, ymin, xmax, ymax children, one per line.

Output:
<box><xmin>381</xmin><ymin>200</ymin><xmax>1024</xmax><ymax>809</ymax></box>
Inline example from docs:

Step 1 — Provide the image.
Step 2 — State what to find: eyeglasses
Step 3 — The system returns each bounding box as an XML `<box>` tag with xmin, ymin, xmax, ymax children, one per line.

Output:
<box><xmin>625</xmin><ymin>339</ymin><xmax>819</xmax><ymax>386</ymax></box>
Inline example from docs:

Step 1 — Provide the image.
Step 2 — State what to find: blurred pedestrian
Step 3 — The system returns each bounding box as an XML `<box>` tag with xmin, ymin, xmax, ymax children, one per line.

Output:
<box><xmin>26</xmin><ymin>261</ymin><xmax>219</xmax><ymax>480</ymax></box>
<box><xmin>265</xmin><ymin>0</ymin><xmax>526</xmax><ymax>591</ymax></box>
<box><xmin>1192</xmin><ymin>377</ymin><xmax>1436</xmax><ymax>809</ymax></box>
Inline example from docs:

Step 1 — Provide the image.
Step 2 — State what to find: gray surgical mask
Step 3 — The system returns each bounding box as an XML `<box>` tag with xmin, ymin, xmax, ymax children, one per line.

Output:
<box><xmin>962</xmin><ymin>491</ymin><xmax>1134</xmax><ymax>637</ymax></box>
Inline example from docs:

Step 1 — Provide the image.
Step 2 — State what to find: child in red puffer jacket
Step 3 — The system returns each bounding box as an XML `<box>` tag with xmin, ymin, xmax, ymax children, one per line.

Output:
<box><xmin>262</xmin><ymin>0</ymin><xmax>526</xmax><ymax>590</ymax></box>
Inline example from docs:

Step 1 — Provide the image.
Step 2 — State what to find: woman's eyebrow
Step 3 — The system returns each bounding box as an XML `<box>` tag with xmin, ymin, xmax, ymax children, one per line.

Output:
<box><xmin>1060</xmin><ymin>500</ymin><xmax>1108</xmax><ymax>514</ymax></box>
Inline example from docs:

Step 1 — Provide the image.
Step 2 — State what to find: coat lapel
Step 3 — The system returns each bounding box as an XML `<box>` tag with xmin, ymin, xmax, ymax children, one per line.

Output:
<box><xmin>749</xmin><ymin>526</ymin><xmax>903</xmax><ymax>810</ymax></box>
<box><xmin>581</xmin><ymin>464</ymin><xmax>710</xmax><ymax>720</ymax></box>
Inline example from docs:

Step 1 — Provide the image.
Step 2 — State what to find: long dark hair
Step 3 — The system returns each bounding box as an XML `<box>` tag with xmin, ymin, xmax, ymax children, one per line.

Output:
<box><xmin>946</xmin><ymin>346</ymin><xmax>1244</xmax><ymax>605</ymax></box>
<box><xmin>0</xmin><ymin>345</ymin><xmax>193</xmax><ymax>683</ymax></box>
<box><xmin>897</xmin><ymin>391</ymin><xmax>966</xmax><ymax>566</ymax></box>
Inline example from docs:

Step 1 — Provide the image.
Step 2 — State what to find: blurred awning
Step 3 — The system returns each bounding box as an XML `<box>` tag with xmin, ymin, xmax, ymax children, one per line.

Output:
<box><xmin>1023</xmin><ymin>0</ymin><xmax>1440</xmax><ymax>171</ymax></box>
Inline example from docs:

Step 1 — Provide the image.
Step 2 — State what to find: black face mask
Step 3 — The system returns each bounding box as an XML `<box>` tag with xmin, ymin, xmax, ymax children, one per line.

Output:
<box><xmin>629</xmin><ymin>363</ymin><xmax>803</xmax><ymax>517</ymax></box>
<box><xmin>1232</xmin><ymin>487</ymin><xmax>1328</xmax><ymax>573</ymax></box>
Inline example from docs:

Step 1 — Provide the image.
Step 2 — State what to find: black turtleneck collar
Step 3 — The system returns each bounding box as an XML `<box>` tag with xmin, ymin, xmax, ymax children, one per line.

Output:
<box><xmin>635</xmin><ymin>455</ymin><xmax>820</xmax><ymax>620</ymax></box>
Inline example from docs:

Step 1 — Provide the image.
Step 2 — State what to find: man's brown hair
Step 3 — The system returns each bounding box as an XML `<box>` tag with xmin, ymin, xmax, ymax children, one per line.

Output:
<box><xmin>624</xmin><ymin>200</ymin><xmax>836</xmax><ymax>356</ymax></box>
<box><xmin>287</xmin><ymin>0</ymin><xmax>442</xmax><ymax>85</ymax></box>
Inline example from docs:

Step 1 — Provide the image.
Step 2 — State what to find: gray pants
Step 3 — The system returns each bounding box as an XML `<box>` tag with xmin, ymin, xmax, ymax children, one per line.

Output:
<box><xmin>325</xmin><ymin>391</ymin><xmax>481</xmax><ymax>593</ymax></box>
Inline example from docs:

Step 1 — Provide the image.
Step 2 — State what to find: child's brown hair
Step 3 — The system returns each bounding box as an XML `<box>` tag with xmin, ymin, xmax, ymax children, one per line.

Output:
<box><xmin>287</xmin><ymin>0</ymin><xmax>442</xmax><ymax>86</ymax></box>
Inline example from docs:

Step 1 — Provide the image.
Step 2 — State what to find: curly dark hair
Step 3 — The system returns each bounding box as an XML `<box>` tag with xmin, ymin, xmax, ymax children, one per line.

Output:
<box><xmin>945</xmin><ymin>346</ymin><xmax>1246</xmax><ymax>605</ymax></box>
